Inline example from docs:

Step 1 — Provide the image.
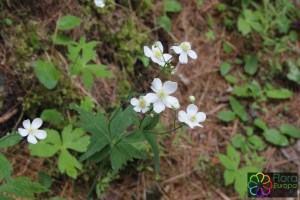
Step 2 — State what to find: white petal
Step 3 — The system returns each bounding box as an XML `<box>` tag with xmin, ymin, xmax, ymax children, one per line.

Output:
<box><xmin>133</xmin><ymin>107</ymin><xmax>142</xmax><ymax>112</ymax></box>
<box><xmin>34</xmin><ymin>130</ymin><xmax>47</xmax><ymax>139</ymax></box>
<box><xmin>142</xmin><ymin>107</ymin><xmax>149</xmax><ymax>113</ymax></box>
<box><xmin>152</xmin><ymin>41</ymin><xmax>163</xmax><ymax>52</ymax></box>
<box><xmin>144</xmin><ymin>46</ymin><xmax>153</xmax><ymax>58</ymax></box>
<box><xmin>187</xmin><ymin>104</ymin><xmax>198</xmax><ymax>115</ymax></box>
<box><xmin>18</xmin><ymin>128</ymin><xmax>29</xmax><ymax>137</ymax></box>
<box><xmin>186</xmin><ymin>121</ymin><xmax>196</xmax><ymax>129</ymax></box>
<box><xmin>151</xmin><ymin>78</ymin><xmax>162</xmax><ymax>92</ymax></box>
<box><xmin>163</xmin><ymin>54</ymin><xmax>172</xmax><ymax>63</ymax></box>
<box><xmin>187</xmin><ymin>50</ymin><xmax>197</xmax><ymax>59</ymax></box>
<box><xmin>163</xmin><ymin>81</ymin><xmax>177</xmax><ymax>94</ymax></box>
<box><xmin>27</xmin><ymin>134</ymin><xmax>37</xmax><ymax>144</ymax></box>
<box><xmin>32</xmin><ymin>118</ymin><xmax>43</xmax><ymax>129</ymax></box>
<box><xmin>157</xmin><ymin>60</ymin><xmax>167</xmax><ymax>67</ymax></box>
<box><xmin>22</xmin><ymin>119</ymin><xmax>31</xmax><ymax>129</ymax></box>
<box><xmin>196</xmin><ymin>112</ymin><xmax>206</xmax><ymax>122</ymax></box>
<box><xmin>179</xmin><ymin>53</ymin><xmax>188</xmax><ymax>64</ymax></box>
<box><xmin>144</xmin><ymin>93</ymin><xmax>158</xmax><ymax>103</ymax></box>
<box><xmin>178</xmin><ymin>111</ymin><xmax>189</xmax><ymax>123</ymax></box>
<box><xmin>130</xmin><ymin>98</ymin><xmax>139</xmax><ymax>106</ymax></box>
<box><xmin>171</xmin><ymin>46</ymin><xmax>182</xmax><ymax>54</ymax></box>
<box><xmin>153</xmin><ymin>101</ymin><xmax>166</xmax><ymax>113</ymax></box>
<box><xmin>94</xmin><ymin>0</ymin><xmax>105</xmax><ymax>8</ymax></box>
<box><xmin>164</xmin><ymin>96</ymin><xmax>179</xmax><ymax>108</ymax></box>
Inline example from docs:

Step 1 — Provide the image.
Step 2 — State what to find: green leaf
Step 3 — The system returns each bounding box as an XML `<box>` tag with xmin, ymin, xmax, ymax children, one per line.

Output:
<box><xmin>266</xmin><ymin>89</ymin><xmax>292</xmax><ymax>99</ymax></box>
<box><xmin>263</xmin><ymin>129</ymin><xmax>289</xmax><ymax>146</ymax></box>
<box><xmin>163</xmin><ymin>0</ymin><xmax>182</xmax><ymax>12</ymax></box>
<box><xmin>33</xmin><ymin>60</ymin><xmax>59</xmax><ymax>90</ymax></box>
<box><xmin>231</xmin><ymin>134</ymin><xmax>246</xmax><ymax>149</ymax></box>
<box><xmin>229</xmin><ymin>97</ymin><xmax>249</xmax><ymax>122</ymax></box>
<box><xmin>57</xmin><ymin>15</ymin><xmax>82</xmax><ymax>30</ymax></box>
<box><xmin>110</xmin><ymin>106</ymin><xmax>136</xmax><ymax>139</ymax></box>
<box><xmin>41</xmin><ymin>109</ymin><xmax>64</xmax><ymax>127</ymax></box>
<box><xmin>253</xmin><ymin>118</ymin><xmax>268</xmax><ymax>131</ymax></box>
<box><xmin>144</xmin><ymin>132</ymin><xmax>160</xmax><ymax>176</ymax></box>
<box><xmin>58</xmin><ymin>149</ymin><xmax>81</xmax><ymax>178</ymax></box>
<box><xmin>157</xmin><ymin>15</ymin><xmax>171</xmax><ymax>32</ymax></box>
<box><xmin>0</xmin><ymin>133</ymin><xmax>22</xmax><ymax>150</ymax></box>
<box><xmin>235</xmin><ymin>166</ymin><xmax>260</xmax><ymax>197</ymax></box>
<box><xmin>80</xmin><ymin>96</ymin><xmax>94</xmax><ymax>111</ymax></box>
<box><xmin>220</xmin><ymin>61</ymin><xmax>231</xmax><ymax>76</ymax></box>
<box><xmin>82</xmin><ymin>70</ymin><xmax>94</xmax><ymax>91</ymax></box>
<box><xmin>237</xmin><ymin>17</ymin><xmax>251</xmax><ymax>35</ymax></box>
<box><xmin>0</xmin><ymin>152</ymin><xmax>12</xmax><ymax>182</ymax></box>
<box><xmin>226</xmin><ymin>144</ymin><xmax>240</xmax><ymax>169</ymax></box>
<box><xmin>79</xmin><ymin>135</ymin><xmax>109</xmax><ymax>162</ymax></box>
<box><xmin>280</xmin><ymin>124</ymin><xmax>300</xmax><ymax>138</ymax></box>
<box><xmin>232</xmin><ymin>86</ymin><xmax>251</xmax><ymax>97</ymax></box>
<box><xmin>61</xmin><ymin>125</ymin><xmax>90</xmax><ymax>152</ymax></box>
<box><xmin>224</xmin><ymin>169</ymin><xmax>235</xmax><ymax>186</ymax></box>
<box><xmin>247</xmin><ymin>135</ymin><xmax>265</xmax><ymax>151</ymax></box>
<box><xmin>217</xmin><ymin>110</ymin><xmax>236</xmax><ymax>122</ymax></box>
<box><xmin>88</xmin><ymin>64</ymin><xmax>113</xmax><ymax>78</ymax></box>
<box><xmin>0</xmin><ymin>194</ymin><xmax>14</xmax><ymax>200</ymax></box>
<box><xmin>287</xmin><ymin>61</ymin><xmax>300</xmax><ymax>84</ymax></box>
<box><xmin>0</xmin><ymin>177</ymin><xmax>47</xmax><ymax>198</ymax></box>
<box><xmin>217</xmin><ymin>154</ymin><xmax>236</xmax><ymax>170</ymax></box>
<box><xmin>244</xmin><ymin>55</ymin><xmax>258</xmax><ymax>75</ymax></box>
<box><xmin>224</xmin><ymin>74</ymin><xmax>237</xmax><ymax>84</ymax></box>
<box><xmin>52</xmin><ymin>34</ymin><xmax>74</xmax><ymax>45</ymax></box>
<box><xmin>38</xmin><ymin>172</ymin><xmax>53</xmax><ymax>188</ymax></box>
<box><xmin>29</xmin><ymin>129</ymin><xmax>61</xmax><ymax>157</ymax></box>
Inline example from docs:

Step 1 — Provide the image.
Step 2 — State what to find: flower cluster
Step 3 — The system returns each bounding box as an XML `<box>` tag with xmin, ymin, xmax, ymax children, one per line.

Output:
<box><xmin>131</xmin><ymin>41</ymin><xmax>206</xmax><ymax>129</ymax></box>
<box><xmin>94</xmin><ymin>0</ymin><xmax>105</xmax><ymax>8</ymax></box>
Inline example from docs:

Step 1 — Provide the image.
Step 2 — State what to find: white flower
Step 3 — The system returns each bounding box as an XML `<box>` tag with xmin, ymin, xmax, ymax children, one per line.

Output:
<box><xmin>178</xmin><ymin>104</ymin><xmax>206</xmax><ymax>129</ymax></box>
<box><xmin>130</xmin><ymin>96</ymin><xmax>150</xmax><ymax>113</ymax></box>
<box><xmin>18</xmin><ymin>118</ymin><xmax>47</xmax><ymax>144</ymax></box>
<box><xmin>144</xmin><ymin>41</ymin><xmax>172</xmax><ymax>67</ymax></box>
<box><xmin>144</xmin><ymin>78</ymin><xmax>179</xmax><ymax>113</ymax></box>
<box><xmin>94</xmin><ymin>0</ymin><xmax>105</xmax><ymax>8</ymax></box>
<box><xmin>171</xmin><ymin>42</ymin><xmax>197</xmax><ymax>64</ymax></box>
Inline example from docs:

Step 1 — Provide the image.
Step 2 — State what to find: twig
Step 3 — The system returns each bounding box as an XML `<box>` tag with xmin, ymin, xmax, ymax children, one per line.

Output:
<box><xmin>0</xmin><ymin>108</ymin><xmax>18</xmax><ymax>124</ymax></box>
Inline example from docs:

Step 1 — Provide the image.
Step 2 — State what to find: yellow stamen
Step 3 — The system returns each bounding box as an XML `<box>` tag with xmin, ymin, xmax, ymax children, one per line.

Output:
<box><xmin>154</xmin><ymin>50</ymin><xmax>162</xmax><ymax>59</ymax></box>
<box><xmin>28</xmin><ymin>128</ymin><xmax>34</xmax><ymax>134</ymax></box>
<box><xmin>158</xmin><ymin>90</ymin><xmax>167</xmax><ymax>99</ymax></box>
<box><xmin>139</xmin><ymin>99</ymin><xmax>146</xmax><ymax>108</ymax></box>
<box><xmin>190</xmin><ymin>115</ymin><xmax>197</xmax><ymax>122</ymax></box>
<box><xmin>182</xmin><ymin>44</ymin><xmax>190</xmax><ymax>52</ymax></box>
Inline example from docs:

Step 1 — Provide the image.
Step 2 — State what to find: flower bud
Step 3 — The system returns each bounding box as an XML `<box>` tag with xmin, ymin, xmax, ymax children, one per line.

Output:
<box><xmin>150</xmin><ymin>113</ymin><xmax>154</xmax><ymax>118</ymax></box>
<box><xmin>154</xmin><ymin>42</ymin><xmax>159</xmax><ymax>48</ymax></box>
<box><xmin>189</xmin><ymin>95</ymin><xmax>195</xmax><ymax>102</ymax></box>
<box><xmin>172</xmin><ymin>103</ymin><xmax>180</xmax><ymax>110</ymax></box>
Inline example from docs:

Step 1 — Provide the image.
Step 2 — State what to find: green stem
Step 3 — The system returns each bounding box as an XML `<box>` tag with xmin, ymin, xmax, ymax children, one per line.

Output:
<box><xmin>86</xmin><ymin>161</ymin><xmax>106</xmax><ymax>200</ymax></box>
<box><xmin>150</xmin><ymin>125</ymin><xmax>183</xmax><ymax>135</ymax></box>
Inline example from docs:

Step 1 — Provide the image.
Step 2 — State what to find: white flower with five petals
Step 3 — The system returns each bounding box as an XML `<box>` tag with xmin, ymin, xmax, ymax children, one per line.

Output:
<box><xmin>144</xmin><ymin>78</ymin><xmax>179</xmax><ymax>113</ymax></box>
<box><xmin>144</xmin><ymin>41</ymin><xmax>172</xmax><ymax>67</ymax></box>
<box><xmin>130</xmin><ymin>96</ymin><xmax>150</xmax><ymax>113</ymax></box>
<box><xmin>94</xmin><ymin>0</ymin><xmax>105</xmax><ymax>8</ymax></box>
<box><xmin>178</xmin><ymin>104</ymin><xmax>206</xmax><ymax>129</ymax></box>
<box><xmin>18</xmin><ymin>118</ymin><xmax>47</xmax><ymax>144</ymax></box>
<box><xmin>171</xmin><ymin>42</ymin><xmax>197</xmax><ymax>64</ymax></box>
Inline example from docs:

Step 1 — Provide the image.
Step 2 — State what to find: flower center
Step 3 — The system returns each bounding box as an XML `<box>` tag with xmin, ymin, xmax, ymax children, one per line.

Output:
<box><xmin>28</xmin><ymin>128</ymin><xmax>34</xmax><ymax>134</ymax></box>
<box><xmin>139</xmin><ymin>99</ymin><xmax>146</xmax><ymax>108</ymax></box>
<box><xmin>190</xmin><ymin>115</ymin><xmax>197</xmax><ymax>122</ymax></box>
<box><xmin>182</xmin><ymin>44</ymin><xmax>190</xmax><ymax>52</ymax></box>
<box><xmin>154</xmin><ymin>50</ymin><xmax>162</xmax><ymax>59</ymax></box>
<box><xmin>158</xmin><ymin>90</ymin><xmax>167</xmax><ymax>99</ymax></box>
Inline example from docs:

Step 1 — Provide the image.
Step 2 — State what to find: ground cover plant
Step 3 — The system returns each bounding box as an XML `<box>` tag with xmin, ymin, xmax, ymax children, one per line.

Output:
<box><xmin>0</xmin><ymin>0</ymin><xmax>300</xmax><ymax>199</ymax></box>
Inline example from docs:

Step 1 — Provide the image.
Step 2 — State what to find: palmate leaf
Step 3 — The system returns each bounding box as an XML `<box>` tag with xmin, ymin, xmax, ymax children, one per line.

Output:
<box><xmin>73</xmin><ymin>107</ymin><xmax>110</xmax><ymax>161</ymax></box>
<box><xmin>110</xmin><ymin>143</ymin><xmax>145</xmax><ymax>175</ymax></box>
<box><xmin>109</xmin><ymin>105</ymin><xmax>137</xmax><ymax>139</ymax></box>
<box><xmin>0</xmin><ymin>177</ymin><xmax>47</xmax><ymax>199</ymax></box>
<box><xmin>29</xmin><ymin>125</ymin><xmax>90</xmax><ymax>178</ymax></box>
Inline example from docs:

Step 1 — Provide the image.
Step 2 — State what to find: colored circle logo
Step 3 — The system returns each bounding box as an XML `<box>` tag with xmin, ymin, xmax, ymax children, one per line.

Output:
<box><xmin>248</xmin><ymin>172</ymin><xmax>273</xmax><ymax>198</ymax></box>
